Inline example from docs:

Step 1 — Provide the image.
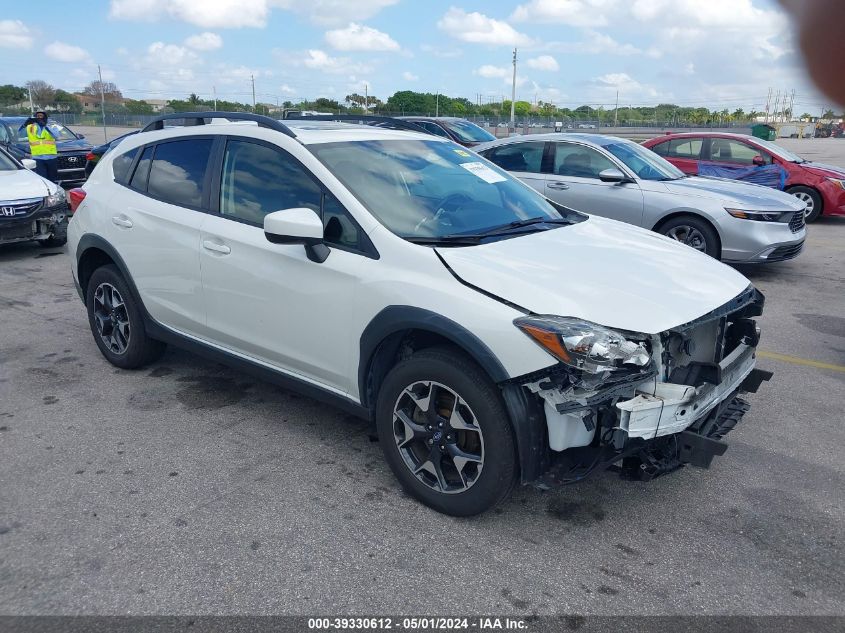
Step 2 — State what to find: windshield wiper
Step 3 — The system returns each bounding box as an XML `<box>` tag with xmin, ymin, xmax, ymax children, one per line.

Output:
<box><xmin>406</xmin><ymin>235</ymin><xmax>482</xmax><ymax>246</ymax></box>
<box><xmin>406</xmin><ymin>217</ymin><xmax>571</xmax><ymax>246</ymax></box>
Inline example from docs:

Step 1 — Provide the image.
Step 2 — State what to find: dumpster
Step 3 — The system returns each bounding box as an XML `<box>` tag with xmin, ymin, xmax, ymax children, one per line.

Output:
<box><xmin>751</xmin><ymin>123</ymin><xmax>777</xmax><ymax>141</ymax></box>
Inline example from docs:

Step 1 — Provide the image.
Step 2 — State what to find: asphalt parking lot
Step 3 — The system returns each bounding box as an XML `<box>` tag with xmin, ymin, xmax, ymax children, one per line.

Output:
<box><xmin>1</xmin><ymin>139</ymin><xmax>844</xmax><ymax>617</ymax></box>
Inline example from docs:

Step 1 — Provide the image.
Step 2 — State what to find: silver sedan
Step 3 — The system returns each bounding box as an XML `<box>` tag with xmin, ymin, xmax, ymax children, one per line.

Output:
<box><xmin>475</xmin><ymin>133</ymin><xmax>807</xmax><ymax>263</ymax></box>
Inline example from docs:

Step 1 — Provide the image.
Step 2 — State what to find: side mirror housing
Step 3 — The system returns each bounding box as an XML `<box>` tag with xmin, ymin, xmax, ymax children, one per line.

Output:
<box><xmin>752</xmin><ymin>155</ymin><xmax>765</xmax><ymax>166</ymax></box>
<box><xmin>264</xmin><ymin>207</ymin><xmax>329</xmax><ymax>263</ymax></box>
<box><xmin>22</xmin><ymin>158</ymin><xmax>36</xmax><ymax>170</ymax></box>
<box><xmin>598</xmin><ymin>168</ymin><xmax>629</xmax><ymax>183</ymax></box>
<box><xmin>76</xmin><ymin>133</ymin><xmax>85</xmax><ymax>139</ymax></box>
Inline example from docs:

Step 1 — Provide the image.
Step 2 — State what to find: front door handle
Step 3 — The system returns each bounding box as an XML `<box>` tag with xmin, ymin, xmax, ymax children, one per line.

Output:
<box><xmin>111</xmin><ymin>215</ymin><xmax>133</xmax><ymax>228</ymax></box>
<box><xmin>202</xmin><ymin>240</ymin><xmax>231</xmax><ymax>255</ymax></box>
<box><xmin>547</xmin><ymin>181</ymin><xmax>570</xmax><ymax>190</ymax></box>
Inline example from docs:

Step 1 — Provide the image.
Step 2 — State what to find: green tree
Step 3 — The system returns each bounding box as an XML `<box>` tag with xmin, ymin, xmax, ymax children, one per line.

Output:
<box><xmin>0</xmin><ymin>84</ymin><xmax>26</xmax><ymax>107</ymax></box>
<box><xmin>52</xmin><ymin>89</ymin><xmax>82</xmax><ymax>113</ymax></box>
<box><xmin>124</xmin><ymin>99</ymin><xmax>155</xmax><ymax>115</ymax></box>
<box><xmin>26</xmin><ymin>80</ymin><xmax>55</xmax><ymax>107</ymax></box>
<box><xmin>822</xmin><ymin>109</ymin><xmax>835</xmax><ymax>119</ymax></box>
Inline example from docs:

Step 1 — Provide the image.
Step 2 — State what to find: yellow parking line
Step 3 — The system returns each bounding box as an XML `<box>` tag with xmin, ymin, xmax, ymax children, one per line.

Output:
<box><xmin>758</xmin><ymin>350</ymin><xmax>845</xmax><ymax>372</ymax></box>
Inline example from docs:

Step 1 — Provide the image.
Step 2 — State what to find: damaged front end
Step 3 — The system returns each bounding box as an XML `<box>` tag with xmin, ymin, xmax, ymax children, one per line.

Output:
<box><xmin>510</xmin><ymin>286</ymin><xmax>772</xmax><ymax>488</ymax></box>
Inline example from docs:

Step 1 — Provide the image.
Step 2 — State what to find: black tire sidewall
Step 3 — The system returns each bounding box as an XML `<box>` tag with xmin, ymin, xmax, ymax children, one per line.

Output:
<box><xmin>659</xmin><ymin>215</ymin><xmax>720</xmax><ymax>259</ymax></box>
<box><xmin>375</xmin><ymin>347</ymin><xmax>517</xmax><ymax>516</ymax></box>
<box><xmin>85</xmin><ymin>265</ymin><xmax>162</xmax><ymax>369</ymax></box>
<box><xmin>789</xmin><ymin>186</ymin><xmax>822</xmax><ymax>222</ymax></box>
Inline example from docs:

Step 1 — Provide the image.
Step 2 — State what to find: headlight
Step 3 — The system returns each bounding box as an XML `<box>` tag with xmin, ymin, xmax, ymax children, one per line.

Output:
<box><xmin>514</xmin><ymin>316</ymin><xmax>650</xmax><ymax>374</ymax></box>
<box><xmin>725</xmin><ymin>208</ymin><xmax>793</xmax><ymax>222</ymax></box>
<box><xmin>826</xmin><ymin>177</ymin><xmax>845</xmax><ymax>190</ymax></box>
<box><xmin>45</xmin><ymin>188</ymin><xmax>67</xmax><ymax>208</ymax></box>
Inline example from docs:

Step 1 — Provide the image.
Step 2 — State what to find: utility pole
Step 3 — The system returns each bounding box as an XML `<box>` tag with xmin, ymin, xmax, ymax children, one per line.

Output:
<box><xmin>764</xmin><ymin>87</ymin><xmax>772</xmax><ymax>123</ymax></box>
<box><xmin>98</xmin><ymin>64</ymin><xmax>108</xmax><ymax>141</ymax></box>
<box><xmin>213</xmin><ymin>86</ymin><xmax>217</xmax><ymax>111</ymax></box>
<box><xmin>28</xmin><ymin>85</ymin><xmax>34</xmax><ymax>115</ymax></box>
<box><xmin>788</xmin><ymin>88</ymin><xmax>796</xmax><ymax>121</ymax></box>
<box><xmin>613</xmin><ymin>90</ymin><xmax>619</xmax><ymax>127</ymax></box>
<box><xmin>251</xmin><ymin>74</ymin><xmax>256</xmax><ymax>111</ymax></box>
<box><xmin>435</xmin><ymin>91</ymin><xmax>439</xmax><ymax>117</ymax></box>
<box><xmin>364</xmin><ymin>83</ymin><xmax>369</xmax><ymax>114</ymax></box>
<box><xmin>510</xmin><ymin>48</ymin><xmax>517</xmax><ymax>130</ymax></box>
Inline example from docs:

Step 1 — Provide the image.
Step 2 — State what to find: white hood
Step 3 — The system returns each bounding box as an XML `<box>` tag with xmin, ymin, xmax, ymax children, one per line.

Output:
<box><xmin>0</xmin><ymin>168</ymin><xmax>52</xmax><ymax>201</ymax></box>
<box><xmin>436</xmin><ymin>216</ymin><xmax>750</xmax><ymax>334</ymax></box>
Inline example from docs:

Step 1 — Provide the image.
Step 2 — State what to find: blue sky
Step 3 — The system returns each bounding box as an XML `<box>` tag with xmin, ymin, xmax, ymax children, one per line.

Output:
<box><xmin>0</xmin><ymin>0</ymin><xmax>832</xmax><ymax>113</ymax></box>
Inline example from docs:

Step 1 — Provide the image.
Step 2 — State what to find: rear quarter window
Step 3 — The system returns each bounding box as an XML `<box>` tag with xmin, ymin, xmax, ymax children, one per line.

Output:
<box><xmin>112</xmin><ymin>147</ymin><xmax>139</xmax><ymax>184</ymax></box>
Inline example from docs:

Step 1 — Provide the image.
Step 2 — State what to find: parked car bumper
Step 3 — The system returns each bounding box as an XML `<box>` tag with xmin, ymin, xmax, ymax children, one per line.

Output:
<box><xmin>819</xmin><ymin>180</ymin><xmax>845</xmax><ymax>217</ymax></box>
<box><xmin>718</xmin><ymin>213</ymin><xmax>807</xmax><ymax>263</ymax></box>
<box><xmin>0</xmin><ymin>203</ymin><xmax>67</xmax><ymax>245</ymax></box>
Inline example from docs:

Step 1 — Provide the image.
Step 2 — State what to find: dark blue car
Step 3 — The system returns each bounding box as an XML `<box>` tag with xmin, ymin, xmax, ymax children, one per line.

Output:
<box><xmin>0</xmin><ymin>116</ymin><xmax>93</xmax><ymax>186</ymax></box>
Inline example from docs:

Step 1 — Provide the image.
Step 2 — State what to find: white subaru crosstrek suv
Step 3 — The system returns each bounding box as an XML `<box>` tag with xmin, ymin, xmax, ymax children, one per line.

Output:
<box><xmin>68</xmin><ymin>113</ymin><xmax>771</xmax><ymax>516</ymax></box>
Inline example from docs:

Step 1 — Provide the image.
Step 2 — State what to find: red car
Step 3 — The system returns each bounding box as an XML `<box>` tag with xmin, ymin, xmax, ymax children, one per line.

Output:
<box><xmin>642</xmin><ymin>132</ymin><xmax>845</xmax><ymax>222</ymax></box>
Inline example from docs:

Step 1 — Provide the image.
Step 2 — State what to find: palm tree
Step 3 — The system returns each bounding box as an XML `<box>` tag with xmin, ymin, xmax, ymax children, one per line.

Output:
<box><xmin>732</xmin><ymin>108</ymin><xmax>745</xmax><ymax>121</ymax></box>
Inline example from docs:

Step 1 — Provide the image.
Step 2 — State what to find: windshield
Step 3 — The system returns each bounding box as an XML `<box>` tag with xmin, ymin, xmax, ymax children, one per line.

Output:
<box><xmin>604</xmin><ymin>141</ymin><xmax>685</xmax><ymax>180</ymax></box>
<box><xmin>753</xmin><ymin>138</ymin><xmax>805</xmax><ymax>163</ymax></box>
<box><xmin>15</xmin><ymin>121</ymin><xmax>78</xmax><ymax>142</ymax></box>
<box><xmin>311</xmin><ymin>139</ymin><xmax>565</xmax><ymax>240</ymax></box>
<box><xmin>442</xmin><ymin>120</ymin><xmax>496</xmax><ymax>143</ymax></box>
<box><xmin>0</xmin><ymin>149</ymin><xmax>19</xmax><ymax>171</ymax></box>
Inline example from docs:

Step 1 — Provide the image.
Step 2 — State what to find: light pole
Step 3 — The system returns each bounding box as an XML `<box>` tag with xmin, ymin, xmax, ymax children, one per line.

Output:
<box><xmin>510</xmin><ymin>48</ymin><xmax>517</xmax><ymax>130</ymax></box>
<box><xmin>98</xmin><ymin>64</ymin><xmax>108</xmax><ymax>141</ymax></box>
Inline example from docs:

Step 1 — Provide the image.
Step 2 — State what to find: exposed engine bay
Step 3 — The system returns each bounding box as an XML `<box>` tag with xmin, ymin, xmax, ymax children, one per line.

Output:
<box><xmin>517</xmin><ymin>286</ymin><xmax>772</xmax><ymax>485</ymax></box>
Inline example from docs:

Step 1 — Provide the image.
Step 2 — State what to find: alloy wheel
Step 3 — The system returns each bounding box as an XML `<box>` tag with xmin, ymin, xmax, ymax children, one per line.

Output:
<box><xmin>665</xmin><ymin>225</ymin><xmax>707</xmax><ymax>252</ymax></box>
<box><xmin>392</xmin><ymin>380</ymin><xmax>484</xmax><ymax>494</ymax></box>
<box><xmin>792</xmin><ymin>191</ymin><xmax>815</xmax><ymax>218</ymax></box>
<box><xmin>93</xmin><ymin>283</ymin><xmax>131</xmax><ymax>355</ymax></box>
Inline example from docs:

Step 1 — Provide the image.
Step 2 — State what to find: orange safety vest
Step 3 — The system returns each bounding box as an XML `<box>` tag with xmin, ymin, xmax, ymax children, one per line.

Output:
<box><xmin>26</xmin><ymin>124</ymin><xmax>58</xmax><ymax>157</ymax></box>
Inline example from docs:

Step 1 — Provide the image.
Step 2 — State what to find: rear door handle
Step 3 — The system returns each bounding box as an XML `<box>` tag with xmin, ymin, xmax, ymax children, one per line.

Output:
<box><xmin>111</xmin><ymin>215</ymin><xmax>133</xmax><ymax>228</ymax></box>
<box><xmin>202</xmin><ymin>240</ymin><xmax>231</xmax><ymax>255</ymax></box>
<box><xmin>547</xmin><ymin>181</ymin><xmax>570</xmax><ymax>190</ymax></box>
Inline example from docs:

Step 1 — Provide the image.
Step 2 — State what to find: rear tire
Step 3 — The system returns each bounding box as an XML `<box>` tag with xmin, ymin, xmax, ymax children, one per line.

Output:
<box><xmin>85</xmin><ymin>265</ymin><xmax>165</xmax><ymax>369</ymax></box>
<box><xmin>375</xmin><ymin>347</ymin><xmax>517</xmax><ymax>516</ymax></box>
<box><xmin>657</xmin><ymin>215</ymin><xmax>720</xmax><ymax>259</ymax></box>
<box><xmin>787</xmin><ymin>186</ymin><xmax>822</xmax><ymax>222</ymax></box>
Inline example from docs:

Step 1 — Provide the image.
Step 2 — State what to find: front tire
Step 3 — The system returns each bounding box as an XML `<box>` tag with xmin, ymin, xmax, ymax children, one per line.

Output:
<box><xmin>85</xmin><ymin>265</ymin><xmax>165</xmax><ymax>369</ymax></box>
<box><xmin>375</xmin><ymin>347</ymin><xmax>517</xmax><ymax>516</ymax></box>
<box><xmin>788</xmin><ymin>186</ymin><xmax>822</xmax><ymax>222</ymax></box>
<box><xmin>657</xmin><ymin>215</ymin><xmax>720</xmax><ymax>259</ymax></box>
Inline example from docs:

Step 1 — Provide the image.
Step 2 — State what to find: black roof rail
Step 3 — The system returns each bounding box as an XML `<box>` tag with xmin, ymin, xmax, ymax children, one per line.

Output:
<box><xmin>282</xmin><ymin>113</ymin><xmax>428</xmax><ymax>134</ymax></box>
<box><xmin>140</xmin><ymin>111</ymin><xmax>297</xmax><ymax>138</ymax></box>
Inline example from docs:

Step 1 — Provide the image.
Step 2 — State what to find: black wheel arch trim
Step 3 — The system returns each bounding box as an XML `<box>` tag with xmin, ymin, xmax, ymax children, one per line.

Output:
<box><xmin>359</xmin><ymin>305</ymin><xmax>547</xmax><ymax>484</ymax></box>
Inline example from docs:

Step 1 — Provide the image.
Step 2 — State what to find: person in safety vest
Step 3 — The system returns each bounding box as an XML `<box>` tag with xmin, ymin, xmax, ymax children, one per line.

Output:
<box><xmin>23</xmin><ymin>111</ymin><xmax>59</xmax><ymax>183</ymax></box>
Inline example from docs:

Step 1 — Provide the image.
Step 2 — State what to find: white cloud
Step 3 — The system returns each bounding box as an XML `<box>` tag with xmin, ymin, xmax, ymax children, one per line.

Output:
<box><xmin>145</xmin><ymin>41</ymin><xmax>200</xmax><ymax>67</ymax></box>
<box><xmin>184</xmin><ymin>32</ymin><xmax>222</xmax><ymax>50</ymax></box>
<box><xmin>298</xmin><ymin>49</ymin><xmax>373</xmax><ymax>74</ymax></box>
<box><xmin>525</xmin><ymin>55</ymin><xmax>558</xmax><ymax>71</ymax></box>
<box><xmin>437</xmin><ymin>7</ymin><xmax>534</xmax><ymax>47</ymax></box>
<box><xmin>511</xmin><ymin>0</ymin><xmax>617</xmax><ymax>27</ymax></box>
<box><xmin>590</xmin><ymin>72</ymin><xmax>658</xmax><ymax>101</ymax></box>
<box><xmin>44</xmin><ymin>41</ymin><xmax>90</xmax><ymax>62</ymax></box>
<box><xmin>546</xmin><ymin>30</ymin><xmax>658</xmax><ymax>57</ymax></box>
<box><xmin>280</xmin><ymin>84</ymin><xmax>296</xmax><ymax>94</ymax></box>
<box><xmin>0</xmin><ymin>19</ymin><xmax>33</xmax><ymax>48</ymax></box>
<box><xmin>420</xmin><ymin>44</ymin><xmax>463</xmax><ymax>58</ymax></box>
<box><xmin>110</xmin><ymin>0</ymin><xmax>269</xmax><ymax>28</ymax></box>
<box><xmin>325</xmin><ymin>23</ymin><xmax>399</xmax><ymax>51</ymax></box>
<box><xmin>475</xmin><ymin>65</ymin><xmax>509</xmax><ymax>79</ymax></box>
<box><xmin>402</xmin><ymin>71</ymin><xmax>419</xmax><ymax>81</ymax></box>
<box><xmin>270</xmin><ymin>0</ymin><xmax>399</xmax><ymax>27</ymax></box>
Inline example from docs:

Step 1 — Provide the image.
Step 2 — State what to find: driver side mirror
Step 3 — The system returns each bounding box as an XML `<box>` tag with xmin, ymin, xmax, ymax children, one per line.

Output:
<box><xmin>22</xmin><ymin>158</ymin><xmax>36</xmax><ymax>170</ymax></box>
<box><xmin>598</xmin><ymin>168</ymin><xmax>630</xmax><ymax>183</ymax></box>
<box><xmin>752</xmin><ymin>155</ymin><xmax>766</xmax><ymax>166</ymax></box>
<box><xmin>264</xmin><ymin>207</ymin><xmax>329</xmax><ymax>263</ymax></box>
<box><xmin>76</xmin><ymin>133</ymin><xmax>85</xmax><ymax>139</ymax></box>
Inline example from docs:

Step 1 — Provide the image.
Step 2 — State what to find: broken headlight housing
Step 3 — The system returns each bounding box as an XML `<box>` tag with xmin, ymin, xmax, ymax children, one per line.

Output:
<box><xmin>45</xmin><ymin>188</ymin><xmax>67</xmax><ymax>208</ymax></box>
<box><xmin>514</xmin><ymin>316</ymin><xmax>651</xmax><ymax>374</ymax></box>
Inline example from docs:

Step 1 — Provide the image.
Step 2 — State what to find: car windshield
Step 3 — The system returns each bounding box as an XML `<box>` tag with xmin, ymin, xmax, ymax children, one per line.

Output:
<box><xmin>441</xmin><ymin>120</ymin><xmax>496</xmax><ymax>143</ymax></box>
<box><xmin>0</xmin><ymin>150</ymin><xmax>18</xmax><ymax>171</ymax></box>
<box><xmin>752</xmin><ymin>138</ymin><xmax>806</xmax><ymax>163</ymax></box>
<box><xmin>311</xmin><ymin>139</ymin><xmax>566</xmax><ymax>241</ymax></box>
<box><xmin>603</xmin><ymin>140</ymin><xmax>685</xmax><ymax>180</ymax></box>
<box><xmin>15</xmin><ymin>121</ymin><xmax>78</xmax><ymax>142</ymax></box>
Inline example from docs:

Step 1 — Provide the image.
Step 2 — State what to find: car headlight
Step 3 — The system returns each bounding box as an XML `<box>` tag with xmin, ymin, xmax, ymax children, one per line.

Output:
<box><xmin>45</xmin><ymin>188</ymin><xmax>67</xmax><ymax>208</ymax></box>
<box><xmin>725</xmin><ymin>208</ymin><xmax>793</xmax><ymax>222</ymax></box>
<box><xmin>514</xmin><ymin>316</ymin><xmax>650</xmax><ymax>374</ymax></box>
<box><xmin>826</xmin><ymin>177</ymin><xmax>845</xmax><ymax>190</ymax></box>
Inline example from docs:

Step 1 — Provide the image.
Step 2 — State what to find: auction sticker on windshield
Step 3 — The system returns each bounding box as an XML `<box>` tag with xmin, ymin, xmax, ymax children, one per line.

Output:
<box><xmin>460</xmin><ymin>161</ymin><xmax>507</xmax><ymax>184</ymax></box>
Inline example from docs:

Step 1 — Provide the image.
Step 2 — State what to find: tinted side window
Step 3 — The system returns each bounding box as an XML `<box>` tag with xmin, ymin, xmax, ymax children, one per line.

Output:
<box><xmin>553</xmin><ymin>143</ymin><xmax>616</xmax><ymax>178</ymax></box>
<box><xmin>219</xmin><ymin>139</ymin><xmax>321</xmax><ymax>224</ymax></box>
<box><xmin>655</xmin><ymin>138</ymin><xmax>702</xmax><ymax>159</ymax></box>
<box><xmin>709</xmin><ymin>139</ymin><xmax>772</xmax><ymax>165</ymax></box>
<box><xmin>130</xmin><ymin>146</ymin><xmax>153</xmax><ymax>191</ymax></box>
<box><xmin>484</xmin><ymin>142</ymin><xmax>546</xmax><ymax>174</ymax></box>
<box><xmin>418</xmin><ymin>121</ymin><xmax>449</xmax><ymax>138</ymax></box>
<box><xmin>113</xmin><ymin>147</ymin><xmax>138</xmax><ymax>184</ymax></box>
<box><xmin>322</xmin><ymin>192</ymin><xmax>361</xmax><ymax>250</ymax></box>
<box><xmin>147</xmin><ymin>139</ymin><xmax>213</xmax><ymax>207</ymax></box>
